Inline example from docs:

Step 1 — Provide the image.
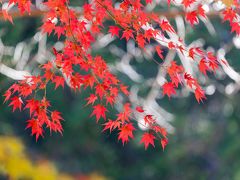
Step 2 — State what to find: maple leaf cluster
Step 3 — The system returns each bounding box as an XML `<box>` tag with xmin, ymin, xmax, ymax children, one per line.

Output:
<box><xmin>222</xmin><ymin>7</ymin><xmax>240</xmax><ymax>35</ymax></box>
<box><xmin>2</xmin><ymin>0</ymin><xmax>240</xmax><ymax>150</ymax></box>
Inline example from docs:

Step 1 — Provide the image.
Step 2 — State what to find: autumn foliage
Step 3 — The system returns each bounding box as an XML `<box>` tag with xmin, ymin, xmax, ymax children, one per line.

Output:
<box><xmin>1</xmin><ymin>0</ymin><xmax>240</xmax><ymax>150</ymax></box>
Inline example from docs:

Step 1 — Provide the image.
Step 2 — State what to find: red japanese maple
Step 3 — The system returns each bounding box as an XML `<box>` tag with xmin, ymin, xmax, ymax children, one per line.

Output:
<box><xmin>1</xmin><ymin>0</ymin><xmax>240</xmax><ymax>150</ymax></box>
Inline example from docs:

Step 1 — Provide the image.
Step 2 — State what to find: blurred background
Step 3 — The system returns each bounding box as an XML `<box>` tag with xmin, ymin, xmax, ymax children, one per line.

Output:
<box><xmin>1</xmin><ymin>0</ymin><xmax>240</xmax><ymax>179</ymax></box>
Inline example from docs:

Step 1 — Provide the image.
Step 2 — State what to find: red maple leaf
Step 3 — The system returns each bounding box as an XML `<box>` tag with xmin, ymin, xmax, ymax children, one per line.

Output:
<box><xmin>161</xmin><ymin>138</ymin><xmax>168</xmax><ymax>151</ymax></box>
<box><xmin>9</xmin><ymin>83</ymin><xmax>20</xmax><ymax>93</ymax></box>
<box><xmin>9</xmin><ymin>96</ymin><xmax>23</xmax><ymax>112</ymax></box>
<box><xmin>195</xmin><ymin>87</ymin><xmax>206</xmax><ymax>103</ymax></box>
<box><xmin>136</xmin><ymin>34</ymin><xmax>145</xmax><ymax>48</ymax></box>
<box><xmin>52</xmin><ymin>76</ymin><xmax>65</xmax><ymax>89</ymax></box>
<box><xmin>109</xmin><ymin>26</ymin><xmax>121</xmax><ymax>37</ymax></box>
<box><xmin>198</xmin><ymin>5</ymin><xmax>206</xmax><ymax>18</ymax></box>
<box><xmin>95</xmin><ymin>84</ymin><xmax>106</xmax><ymax>99</ymax></box>
<box><xmin>144</xmin><ymin>29</ymin><xmax>157</xmax><ymax>42</ymax></box>
<box><xmin>160</xmin><ymin>19</ymin><xmax>175</xmax><ymax>33</ymax></box>
<box><xmin>49</xmin><ymin>111</ymin><xmax>64</xmax><ymax>134</ymax></box>
<box><xmin>152</xmin><ymin>126</ymin><xmax>167</xmax><ymax>138</ymax></box>
<box><xmin>83</xmin><ymin>3</ymin><xmax>94</xmax><ymax>20</ymax></box>
<box><xmin>41</xmin><ymin>20</ymin><xmax>55</xmax><ymax>35</ymax></box>
<box><xmin>182</xmin><ymin>0</ymin><xmax>196</xmax><ymax>8</ymax></box>
<box><xmin>156</xmin><ymin>46</ymin><xmax>164</xmax><ymax>59</ymax></box>
<box><xmin>120</xmin><ymin>84</ymin><xmax>129</xmax><ymax>96</ymax></box>
<box><xmin>144</xmin><ymin>115</ymin><xmax>155</xmax><ymax>125</ymax></box>
<box><xmin>136</xmin><ymin>106</ymin><xmax>144</xmax><ymax>113</ymax></box>
<box><xmin>2</xmin><ymin>9</ymin><xmax>13</xmax><ymax>24</ymax></box>
<box><xmin>42</xmin><ymin>61</ymin><xmax>53</xmax><ymax>71</ymax></box>
<box><xmin>118</xmin><ymin>123</ymin><xmax>135</xmax><ymax>145</ymax></box>
<box><xmin>186</xmin><ymin>11</ymin><xmax>199</xmax><ymax>26</ymax></box>
<box><xmin>140</xmin><ymin>132</ymin><xmax>156</xmax><ymax>149</ymax></box>
<box><xmin>231</xmin><ymin>22</ymin><xmax>240</xmax><ymax>35</ymax></box>
<box><xmin>54</xmin><ymin>26</ymin><xmax>65</xmax><ymax>39</ymax></box>
<box><xmin>162</xmin><ymin>82</ymin><xmax>176</xmax><ymax>97</ymax></box>
<box><xmin>121</xmin><ymin>29</ymin><xmax>134</xmax><ymax>41</ymax></box>
<box><xmin>116</xmin><ymin>103</ymin><xmax>131</xmax><ymax>123</ymax></box>
<box><xmin>168</xmin><ymin>41</ymin><xmax>175</xmax><ymax>49</ymax></box>
<box><xmin>178</xmin><ymin>45</ymin><xmax>185</xmax><ymax>54</ymax></box>
<box><xmin>102</xmin><ymin>120</ymin><xmax>121</xmax><ymax>132</ymax></box>
<box><xmin>222</xmin><ymin>8</ymin><xmax>237</xmax><ymax>22</ymax></box>
<box><xmin>189</xmin><ymin>48</ymin><xmax>195</xmax><ymax>59</ymax></box>
<box><xmin>184</xmin><ymin>73</ymin><xmax>196</xmax><ymax>88</ymax></box>
<box><xmin>199</xmin><ymin>59</ymin><xmax>209</xmax><ymax>75</ymax></box>
<box><xmin>3</xmin><ymin>90</ymin><xmax>12</xmax><ymax>103</ymax></box>
<box><xmin>26</xmin><ymin>119</ymin><xmax>44</xmax><ymax>141</ymax></box>
<box><xmin>51</xmin><ymin>111</ymin><xmax>63</xmax><ymax>123</ymax></box>
<box><xmin>25</xmin><ymin>99</ymin><xmax>39</xmax><ymax>116</ymax></box>
<box><xmin>85</xmin><ymin>94</ymin><xmax>98</xmax><ymax>105</ymax></box>
<box><xmin>91</xmin><ymin>104</ymin><xmax>107</xmax><ymax>122</ymax></box>
<box><xmin>206</xmin><ymin>52</ymin><xmax>219</xmax><ymax>72</ymax></box>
